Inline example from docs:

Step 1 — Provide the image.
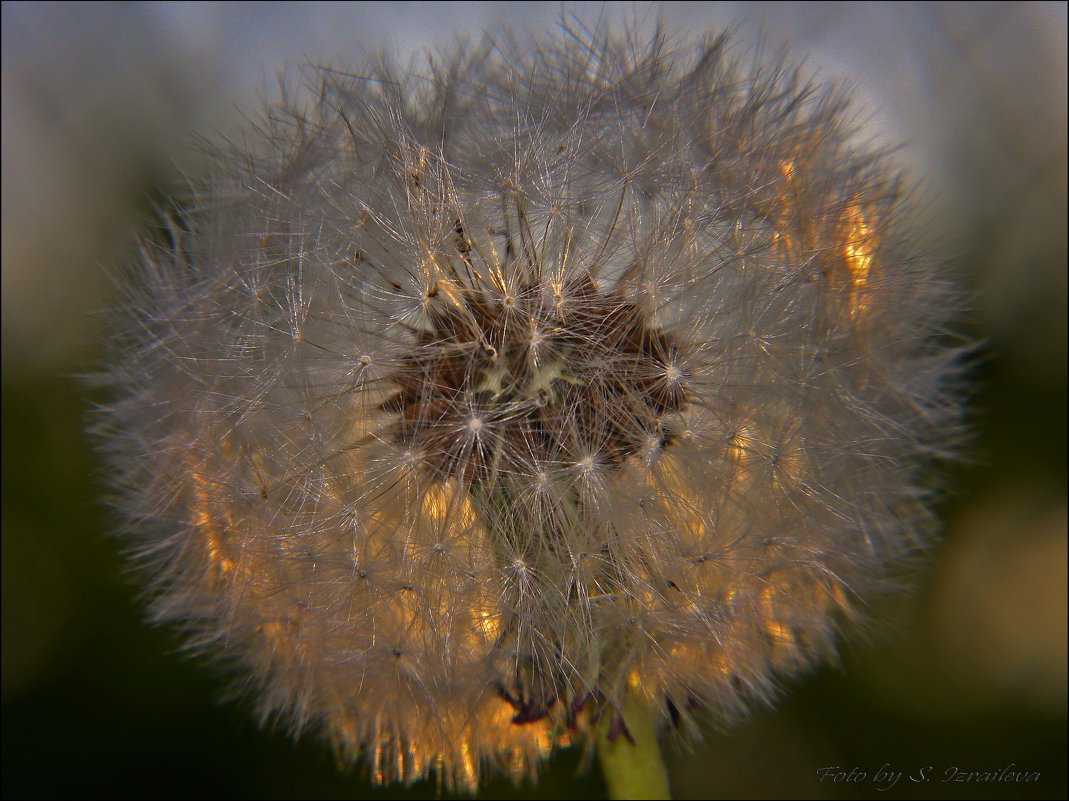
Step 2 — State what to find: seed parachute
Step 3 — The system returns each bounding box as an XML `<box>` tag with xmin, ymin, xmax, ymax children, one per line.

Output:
<box><xmin>96</xmin><ymin>20</ymin><xmax>966</xmax><ymax>793</ymax></box>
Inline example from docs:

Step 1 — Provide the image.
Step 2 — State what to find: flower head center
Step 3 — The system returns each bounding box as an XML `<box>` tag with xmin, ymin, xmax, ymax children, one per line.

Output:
<box><xmin>382</xmin><ymin>274</ymin><xmax>689</xmax><ymax>483</ymax></box>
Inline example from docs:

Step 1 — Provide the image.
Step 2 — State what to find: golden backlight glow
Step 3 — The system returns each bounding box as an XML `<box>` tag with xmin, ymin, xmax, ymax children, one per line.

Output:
<box><xmin>419</xmin><ymin>480</ymin><xmax>501</xmax><ymax>649</ymax></box>
<box><xmin>769</xmin><ymin>158</ymin><xmax>879</xmax><ymax>324</ymax></box>
<box><xmin>760</xmin><ymin>584</ymin><xmax>795</xmax><ymax>647</ymax></box>
<box><xmin>191</xmin><ymin>468</ymin><xmax>235</xmax><ymax>576</ymax></box>
<box><xmin>420</xmin><ymin>480</ymin><xmax>478</xmax><ymax>530</ymax></box>
<box><xmin>843</xmin><ymin>200</ymin><xmax>875</xmax><ymax>319</ymax></box>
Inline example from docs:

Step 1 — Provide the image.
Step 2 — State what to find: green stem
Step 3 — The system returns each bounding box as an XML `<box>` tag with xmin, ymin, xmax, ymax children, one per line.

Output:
<box><xmin>597</xmin><ymin>686</ymin><xmax>672</xmax><ymax>800</ymax></box>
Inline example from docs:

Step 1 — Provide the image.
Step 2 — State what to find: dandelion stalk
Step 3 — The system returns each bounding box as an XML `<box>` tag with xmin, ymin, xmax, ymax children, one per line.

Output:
<box><xmin>597</xmin><ymin>687</ymin><xmax>672</xmax><ymax>800</ymax></box>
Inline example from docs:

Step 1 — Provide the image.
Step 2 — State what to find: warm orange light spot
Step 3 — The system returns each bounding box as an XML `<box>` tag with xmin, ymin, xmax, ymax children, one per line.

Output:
<box><xmin>507</xmin><ymin>747</ymin><xmax>527</xmax><ymax>777</ymax></box>
<box><xmin>421</xmin><ymin>480</ymin><xmax>477</xmax><ymax>530</ymax></box>
<box><xmin>372</xmin><ymin>740</ymin><xmax>385</xmax><ymax>784</ymax></box>
<box><xmin>829</xmin><ymin>581</ymin><xmax>850</xmax><ymax>611</ymax></box>
<box><xmin>627</xmin><ymin>667</ymin><xmax>643</xmax><ymax>689</ymax></box>
<box><xmin>437</xmin><ymin>275</ymin><xmax>465</xmax><ymax>310</ymax></box>
<box><xmin>726</xmin><ymin>424</ymin><xmax>756</xmax><ymax>490</ymax></box>
<box><xmin>842</xmin><ymin>201</ymin><xmax>875</xmax><ymax>319</ymax></box>
<box><xmin>394</xmin><ymin>742</ymin><xmax>405</xmax><ymax>787</ymax></box>
<box><xmin>760</xmin><ymin>585</ymin><xmax>793</xmax><ymax>645</ymax></box>
<box><xmin>489</xmin><ymin>696</ymin><xmax>519</xmax><ymax>727</ymax></box>
<box><xmin>766</xmin><ymin>158</ymin><xmax>803</xmax><ymax>261</ymax></box>
<box><xmin>259</xmin><ymin>620</ymin><xmax>287</xmax><ymax>645</ymax></box>
<box><xmin>532</xmin><ymin>718</ymin><xmax>558</xmax><ymax>754</ymax></box>
<box><xmin>458</xmin><ymin>741</ymin><xmax>476</xmax><ymax>788</ymax></box>
<box><xmin>727</xmin><ymin>426</ymin><xmax>753</xmax><ymax>466</ymax></box>
<box><xmin>414</xmin><ymin>480</ymin><xmax>503</xmax><ymax>660</ymax></box>
<box><xmin>648</xmin><ymin>453</ymin><xmax>705</xmax><ymax>543</ymax></box>
<box><xmin>191</xmin><ymin>469</ymin><xmax>235</xmax><ymax>575</ymax></box>
<box><xmin>480</xmin><ymin>695</ymin><xmax>563</xmax><ymax>778</ymax></box>
<box><xmin>408</xmin><ymin>742</ymin><xmax>424</xmax><ymax>784</ymax></box>
<box><xmin>473</xmin><ymin>599</ymin><xmax>501</xmax><ymax>642</ymax></box>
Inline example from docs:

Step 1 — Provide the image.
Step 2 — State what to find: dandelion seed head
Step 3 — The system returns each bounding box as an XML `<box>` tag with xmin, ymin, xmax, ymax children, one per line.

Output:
<box><xmin>96</xmin><ymin>19</ymin><xmax>966</xmax><ymax>793</ymax></box>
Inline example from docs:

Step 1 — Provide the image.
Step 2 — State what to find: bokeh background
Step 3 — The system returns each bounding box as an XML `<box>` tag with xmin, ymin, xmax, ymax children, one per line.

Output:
<box><xmin>2</xmin><ymin>2</ymin><xmax>1065</xmax><ymax>799</ymax></box>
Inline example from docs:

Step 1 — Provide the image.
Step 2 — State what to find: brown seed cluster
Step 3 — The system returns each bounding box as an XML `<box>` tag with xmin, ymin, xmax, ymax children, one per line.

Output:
<box><xmin>382</xmin><ymin>265</ymin><xmax>689</xmax><ymax>487</ymax></box>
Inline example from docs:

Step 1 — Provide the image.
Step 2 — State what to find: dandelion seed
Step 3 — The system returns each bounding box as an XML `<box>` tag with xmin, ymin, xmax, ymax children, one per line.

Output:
<box><xmin>95</xmin><ymin>19</ymin><xmax>965</xmax><ymax>795</ymax></box>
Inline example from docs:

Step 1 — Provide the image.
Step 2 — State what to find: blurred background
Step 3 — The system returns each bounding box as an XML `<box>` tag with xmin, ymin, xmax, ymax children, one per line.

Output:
<box><xmin>2</xmin><ymin>2</ymin><xmax>1065</xmax><ymax>798</ymax></box>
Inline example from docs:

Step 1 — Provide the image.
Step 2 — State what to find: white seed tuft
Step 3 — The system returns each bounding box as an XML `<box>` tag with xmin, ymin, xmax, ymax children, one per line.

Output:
<box><xmin>95</xmin><ymin>20</ymin><xmax>967</xmax><ymax>793</ymax></box>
